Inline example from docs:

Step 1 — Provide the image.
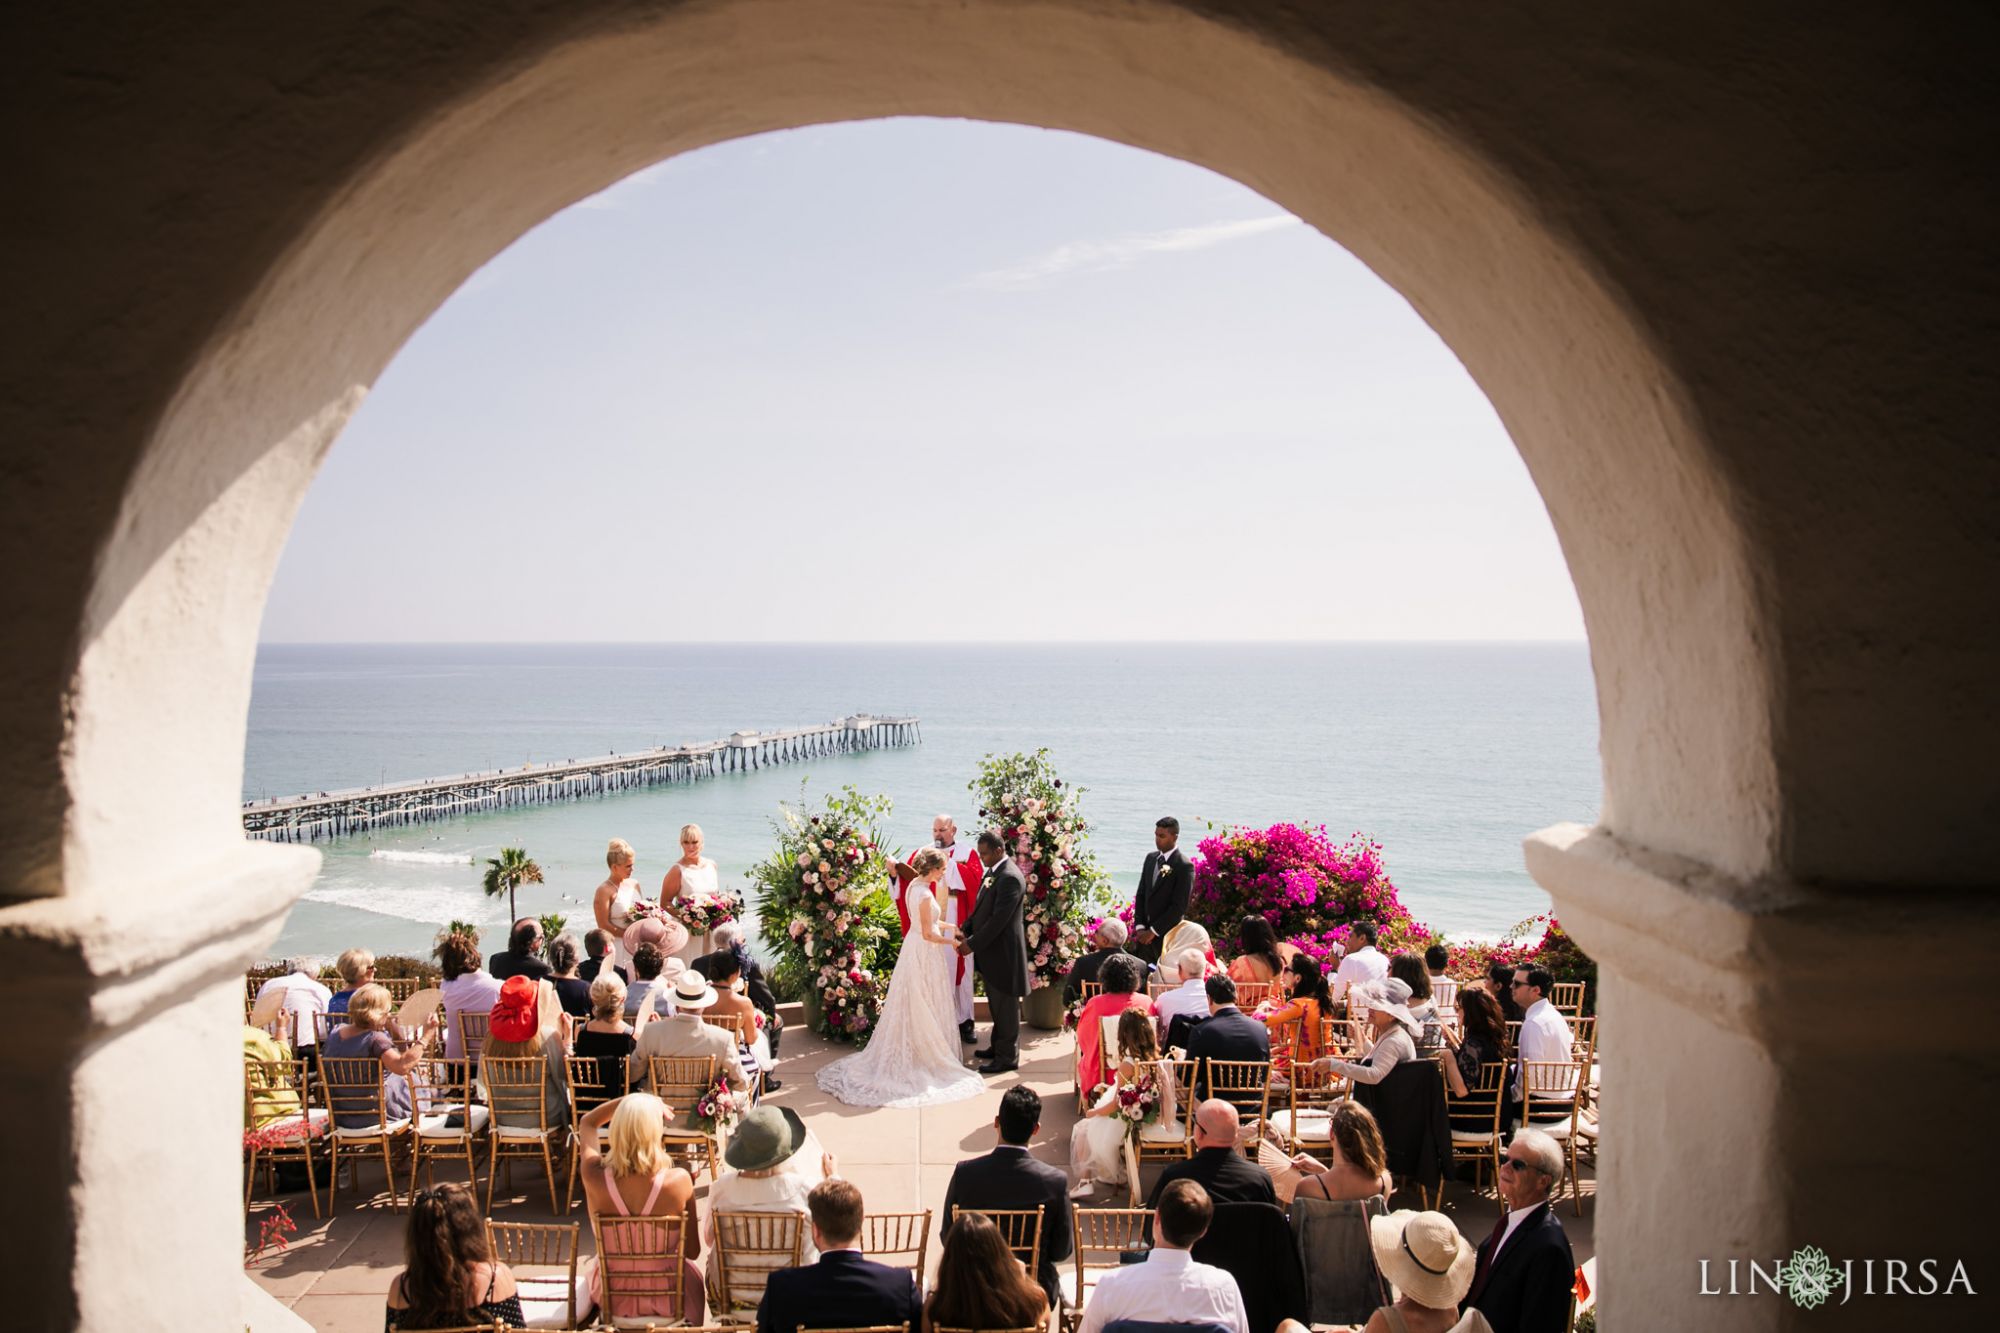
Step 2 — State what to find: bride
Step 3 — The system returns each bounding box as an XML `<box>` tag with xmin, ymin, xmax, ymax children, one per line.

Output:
<box><xmin>816</xmin><ymin>847</ymin><xmax>986</xmax><ymax>1108</ymax></box>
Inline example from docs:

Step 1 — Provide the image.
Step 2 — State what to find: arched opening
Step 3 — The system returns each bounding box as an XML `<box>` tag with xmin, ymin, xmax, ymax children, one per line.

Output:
<box><xmin>19</xmin><ymin>4</ymin><xmax>1990</xmax><ymax>1330</ymax></box>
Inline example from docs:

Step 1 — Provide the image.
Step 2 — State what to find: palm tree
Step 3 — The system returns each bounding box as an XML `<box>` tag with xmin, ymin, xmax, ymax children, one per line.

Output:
<box><xmin>482</xmin><ymin>847</ymin><xmax>544</xmax><ymax>923</ymax></box>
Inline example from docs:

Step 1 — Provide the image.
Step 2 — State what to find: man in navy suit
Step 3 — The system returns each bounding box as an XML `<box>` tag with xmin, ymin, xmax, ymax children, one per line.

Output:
<box><xmin>940</xmin><ymin>1086</ymin><xmax>1074</xmax><ymax>1311</ymax></box>
<box><xmin>1181</xmin><ymin>974</ymin><xmax>1271</xmax><ymax>1105</ymax></box>
<box><xmin>1460</xmin><ymin>1128</ymin><xmax>1576</xmax><ymax>1333</ymax></box>
<box><xmin>757</xmin><ymin>1178</ymin><xmax>922</xmax><ymax>1333</ymax></box>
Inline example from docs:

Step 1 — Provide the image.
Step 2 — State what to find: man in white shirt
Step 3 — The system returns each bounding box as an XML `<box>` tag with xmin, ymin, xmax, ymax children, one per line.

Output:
<box><xmin>1152</xmin><ymin>949</ymin><xmax>1212</xmax><ymax>1044</ymax></box>
<box><xmin>1331</xmin><ymin>921</ymin><xmax>1389</xmax><ymax>999</ymax></box>
<box><xmin>1078</xmin><ymin>1178</ymin><xmax>1248</xmax><ymax>1333</ymax></box>
<box><xmin>254</xmin><ymin>957</ymin><xmax>332</xmax><ymax>1054</ymax></box>
<box><xmin>1424</xmin><ymin>943</ymin><xmax>1459</xmax><ymax>1022</ymax></box>
<box><xmin>1510</xmin><ymin>965</ymin><xmax>1576</xmax><ymax>1113</ymax></box>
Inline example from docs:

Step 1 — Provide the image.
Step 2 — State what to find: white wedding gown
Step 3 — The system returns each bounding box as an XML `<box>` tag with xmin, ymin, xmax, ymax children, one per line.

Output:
<box><xmin>816</xmin><ymin>881</ymin><xmax>985</xmax><ymax>1108</ymax></box>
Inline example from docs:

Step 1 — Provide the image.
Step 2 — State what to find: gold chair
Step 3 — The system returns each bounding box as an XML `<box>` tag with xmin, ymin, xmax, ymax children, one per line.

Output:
<box><xmin>408</xmin><ymin>1057</ymin><xmax>487</xmax><ymax>1195</ymax></box>
<box><xmin>1444</xmin><ymin>1061</ymin><xmax>1507</xmax><ymax>1206</ymax></box>
<box><xmin>1550</xmin><ymin>981</ymin><xmax>1586</xmax><ymax>1017</ymax></box>
<box><xmin>565</xmin><ymin>1052</ymin><xmax>629</xmax><ymax>1211</ymax></box>
<box><xmin>1200</xmin><ymin>1059</ymin><xmax>1273</xmax><ymax>1146</ymax></box>
<box><xmin>320</xmin><ymin>1055</ymin><xmax>413</xmax><ymax>1211</ymax></box>
<box><xmin>383</xmin><ymin>976</ymin><xmax>423</xmax><ymax>1002</ymax></box>
<box><xmin>1267</xmin><ymin>1057</ymin><xmax>1346</xmax><ymax>1164</ymax></box>
<box><xmin>1075</xmin><ymin>981</ymin><xmax>1104</xmax><ymax>1005</ymax></box>
<box><xmin>858</xmin><ymin>1209</ymin><xmax>931</xmax><ymax>1280</ymax></box>
<box><xmin>648</xmin><ymin>1054</ymin><xmax>724</xmax><ymax>1183</ymax></box>
<box><xmin>1066</xmin><ymin>1205</ymin><xmax>1151</xmax><ymax>1321</ymax></box>
<box><xmin>712</xmin><ymin>1210</ymin><xmax>806</xmax><ymax>1323</ymax></box>
<box><xmin>1520</xmin><ymin>1057</ymin><xmax>1589</xmax><ymax>1216</ymax></box>
<box><xmin>482</xmin><ymin>1055</ymin><xmax>563</xmax><ymax>1213</ymax></box>
<box><xmin>952</xmin><ymin>1207</ymin><xmax>1043</xmax><ymax>1286</ymax></box>
<box><xmin>243</xmin><ymin>1056</ymin><xmax>325</xmax><ymax>1218</ymax></box>
<box><xmin>454</xmin><ymin>1009</ymin><xmax>491</xmax><ymax>1069</ymax></box>
<box><xmin>700</xmin><ymin>1011</ymin><xmax>747</xmax><ymax>1041</ymax></box>
<box><xmin>1503</xmin><ymin>1019</ymin><xmax>1523</xmax><ymax>1057</ymax></box>
<box><xmin>484</xmin><ymin>1219</ymin><xmax>580</xmax><ymax>1328</ymax></box>
<box><xmin>1133</xmin><ymin>1059</ymin><xmax>1198</xmax><ymax>1171</ymax></box>
<box><xmin>590</xmin><ymin>1212</ymin><xmax>694</xmax><ymax>1329</ymax></box>
<box><xmin>312</xmin><ymin>1007</ymin><xmax>344</xmax><ymax>1046</ymax></box>
<box><xmin>1234</xmin><ymin>980</ymin><xmax>1274</xmax><ymax>1009</ymax></box>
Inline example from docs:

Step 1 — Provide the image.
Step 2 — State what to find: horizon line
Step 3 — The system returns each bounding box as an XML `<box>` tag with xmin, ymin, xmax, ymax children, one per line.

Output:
<box><xmin>257</xmin><ymin>636</ymin><xmax>1590</xmax><ymax>647</ymax></box>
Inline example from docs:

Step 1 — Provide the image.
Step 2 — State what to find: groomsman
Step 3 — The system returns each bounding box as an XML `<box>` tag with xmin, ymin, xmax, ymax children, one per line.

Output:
<box><xmin>893</xmin><ymin>814</ymin><xmax>984</xmax><ymax>1044</ymax></box>
<box><xmin>1130</xmin><ymin>816</ymin><xmax>1193</xmax><ymax>965</ymax></box>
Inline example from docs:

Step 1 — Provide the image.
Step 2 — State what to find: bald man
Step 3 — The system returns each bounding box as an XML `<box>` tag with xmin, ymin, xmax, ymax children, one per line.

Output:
<box><xmin>1144</xmin><ymin>1099</ymin><xmax>1278</xmax><ymax>1214</ymax></box>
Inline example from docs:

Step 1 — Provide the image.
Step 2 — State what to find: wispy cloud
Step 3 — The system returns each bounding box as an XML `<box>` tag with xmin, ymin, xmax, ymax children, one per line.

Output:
<box><xmin>964</xmin><ymin>214</ymin><xmax>1302</xmax><ymax>291</ymax></box>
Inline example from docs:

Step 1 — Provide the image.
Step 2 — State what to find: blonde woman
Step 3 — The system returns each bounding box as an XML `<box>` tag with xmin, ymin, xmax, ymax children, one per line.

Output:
<box><xmin>593</xmin><ymin>838</ymin><xmax>653</xmax><ymax>974</ymax></box>
<box><xmin>659</xmin><ymin>823</ymin><xmax>720</xmax><ymax>964</ymax></box>
<box><xmin>324</xmin><ymin>983</ymin><xmax>438</xmax><ymax>1128</ymax></box>
<box><xmin>575</xmin><ymin>1094</ymin><xmax>704</xmax><ymax>1325</ymax></box>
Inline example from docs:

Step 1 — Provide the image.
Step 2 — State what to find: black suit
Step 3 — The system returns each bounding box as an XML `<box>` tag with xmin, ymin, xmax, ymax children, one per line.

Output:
<box><xmin>1462</xmin><ymin>1202</ymin><xmax>1575</xmax><ymax>1333</ymax></box>
<box><xmin>756</xmin><ymin>1249</ymin><xmax>922</xmax><ymax>1333</ymax></box>
<box><xmin>1132</xmin><ymin>847</ymin><xmax>1193</xmax><ymax>962</ymax></box>
<box><xmin>577</xmin><ymin>957</ymin><xmax>628</xmax><ymax>986</ymax></box>
<box><xmin>940</xmin><ymin>1145</ymin><xmax>1073</xmax><ymax>1311</ymax></box>
<box><xmin>1062</xmin><ymin>945</ymin><xmax>1127</xmax><ymax>1006</ymax></box>
<box><xmin>1182</xmin><ymin>1005</ymin><xmax>1271</xmax><ymax>1103</ymax></box>
<box><xmin>1146</xmin><ymin>1146</ymin><xmax>1279</xmax><ymax>1210</ymax></box>
<box><xmin>488</xmin><ymin>950</ymin><xmax>552</xmax><ymax>982</ymax></box>
<box><xmin>962</xmin><ymin>855</ymin><xmax>1029</xmax><ymax>1065</ymax></box>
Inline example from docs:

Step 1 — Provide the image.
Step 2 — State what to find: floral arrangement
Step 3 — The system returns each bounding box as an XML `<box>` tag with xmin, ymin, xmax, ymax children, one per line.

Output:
<box><xmin>687</xmin><ymin>1075</ymin><xmax>745</xmax><ymax>1134</ymax></box>
<box><xmin>1177</xmin><ymin>822</ymin><xmax>1430</xmax><ymax>965</ymax></box>
<box><xmin>752</xmin><ymin>784</ymin><xmax>896</xmax><ymax>1042</ymax></box>
<box><xmin>671</xmin><ymin>889</ymin><xmax>744</xmax><ymax>938</ymax></box>
<box><xmin>1107</xmin><ymin>1068</ymin><xmax>1163</xmax><ymax>1142</ymax></box>
<box><xmin>970</xmin><ymin>750</ymin><xmax>1112</xmax><ymax>989</ymax></box>
<box><xmin>243</xmin><ymin>1123</ymin><xmax>302</xmax><ymax>1267</ymax></box>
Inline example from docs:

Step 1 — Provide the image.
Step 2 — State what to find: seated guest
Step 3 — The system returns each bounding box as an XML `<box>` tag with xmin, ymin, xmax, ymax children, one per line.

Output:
<box><xmin>1488</xmin><ymin>964</ymin><xmax>1524</xmax><ymax>1023</ymax></box>
<box><xmin>629</xmin><ymin>969</ymin><xmax>750</xmax><ymax>1095</ymax></box>
<box><xmin>481</xmin><ymin>976</ymin><xmax>570</xmax><ymax>1130</ymax></box>
<box><xmin>1153</xmin><ymin>948</ymin><xmax>1214</xmax><ymax>1046</ymax></box>
<box><xmin>757</xmin><ymin>1178</ymin><xmax>922</xmax><ymax>1333</ymax></box>
<box><xmin>926</xmin><ymin>1210</ymin><xmax>1050</xmax><ymax>1333</ymax></box>
<box><xmin>941</xmin><ymin>1086</ymin><xmax>1073</xmax><ymax>1311</ymax></box>
<box><xmin>578</xmin><ymin>927</ymin><xmax>628</xmax><ymax>986</ymax></box>
<box><xmin>324</xmin><ymin>983</ymin><xmax>435</xmax><ymax>1128</ymax></box>
<box><xmin>1078</xmin><ymin>1180</ymin><xmax>1248</xmax><ymax>1333</ymax></box>
<box><xmin>1160</xmin><ymin>919</ymin><xmax>1218</xmax><ymax>977</ymax></box>
<box><xmin>1441</xmin><ymin>987</ymin><xmax>1509</xmax><ymax>1122</ymax></box>
<box><xmin>327</xmin><ymin>948</ymin><xmax>374</xmax><ymax>1016</ymax></box>
<box><xmin>489</xmin><ymin>916</ymin><xmax>554</xmax><ymax>982</ymax></box>
<box><xmin>1312</xmin><ymin>979</ymin><xmax>1421</xmax><ymax>1088</ymax></box>
<box><xmin>547</xmin><ymin>933</ymin><xmax>593</xmax><ymax>1019</ymax></box>
<box><xmin>1363</xmin><ymin>1209</ymin><xmax>1485</xmax><ymax>1333</ymax></box>
<box><xmin>1290</xmin><ymin>1101</ymin><xmax>1393</xmax><ymax>1202</ymax></box>
<box><xmin>707</xmin><ymin>1106</ymin><xmax>833</xmax><ymax>1306</ymax></box>
<box><xmin>1064</xmin><ymin>916</ymin><xmax>1131</xmax><ymax>1007</ymax></box>
<box><xmin>1147</xmin><ymin>1100</ymin><xmax>1276</xmax><ymax>1209</ymax></box>
<box><xmin>1509</xmin><ymin>967</ymin><xmax>1575</xmax><ymax>1126</ymax></box>
<box><xmin>384</xmin><ymin>1181</ymin><xmax>523</xmax><ymax>1329</ymax></box>
<box><xmin>435</xmin><ymin>930</ymin><xmax>502</xmax><ymax>1068</ymax></box>
<box><xmin>1461</xmin><ymin>1130</ymin><xmax>1574</xmax><ymax>1333</ymax></box>
<box><xmin>1227</xmin><ymin>914</ymin><xmax>1285</xmax><ymax>985</ymax></box>
<box><xmin>1424</xmin><ymin>944</ymin><xmax>1459</xmax><ymax>1022</ymax></box>
<box><xmin>1184</xmin><ymin>974</ymin><xmax>1271</xmax><ymax>1103</ymax></box>
<box><xmin>575</xmin><ymin>1094</ymin><xmax>704</xmax><ymax>1326</ymax></box>
<box><xmin>1257</xmin><ymin>952</ymin><xmax>1333</xmax><ymax>1070</ymax></box>
<box><xmin>622</xmin><ymin>942</ymin><xmax>680</xmax><ymax>1022</ymax></box>
<box><xmin>698</xmin><ymin>946</ymin><xmax>772</xmax><ymax>1090</ymax></box>
<box><xmin>243</xmin><ymin>1022</ymin><xmax>303</xmax><ymax>1128</ymax></box>
<box><xmin>1389</xmin><ymin>952</ymin><xmax>1444</xmax><ymax>1053</ymax></box>
<box><xmin>705</xmin><ymin>920</ymin><xmax>785</xmax><ymax>1069</ymax></box>
<box><xmin>1077</xmin><ymin>954</ymin><xmax>1154</xmax><ymax>1092</ymax></box>
<box><xmin>571</xmin><ymin>974</ymin><xmax>638</xmax><ymax>1111</ymax></box>
<box><xmin>255</xmin><ymin>957</ymin><xmax>332</xmax><ymax>1059</ymax></box>
<box><xmin>1332</xmin><ymin>921</ymin><xmax>1389</xmax><ymax>1000</ymax></box>
<box><xmin>1071</xmin><ymin>1009</ymin><xmax>1177</xmax><ymax>1199</ymax></box>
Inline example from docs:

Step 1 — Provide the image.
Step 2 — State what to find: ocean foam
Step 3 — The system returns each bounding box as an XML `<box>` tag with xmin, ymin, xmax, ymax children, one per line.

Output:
<box><xmin>304</xmin><ymin>882</ymin><xmax>503</xmax><ymax>928</ymax></box>
<box><xmin>368</xmin><ymin>849</ymin><xmax>475</xmax><ymax>865</ymax></box>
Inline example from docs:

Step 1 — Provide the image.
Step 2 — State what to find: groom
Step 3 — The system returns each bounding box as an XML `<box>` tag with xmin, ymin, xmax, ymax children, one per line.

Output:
<box><xmin>958</xmin><ymin>829</ymin><xmax>1029</xmax><ymax>1074</ymax></box>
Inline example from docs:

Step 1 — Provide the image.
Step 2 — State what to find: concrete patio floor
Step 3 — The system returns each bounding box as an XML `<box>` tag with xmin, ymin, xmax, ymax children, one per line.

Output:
<box><xmin>248</xmin><ymin>1020</ymin><xmax>1596</xmax><ymax>1330</ymax></box>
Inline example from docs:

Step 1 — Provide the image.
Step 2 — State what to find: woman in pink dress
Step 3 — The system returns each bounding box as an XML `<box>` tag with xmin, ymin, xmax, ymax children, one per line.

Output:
<box><xmin>1074</xmin><ymin>954</ymin><xmax>1154</xmax><ymax>1093</ymax></box>
<box><xmin>574</xmin><ymin>1094</ymin><xmax>705</xmax><ymax>1325</ymax></box>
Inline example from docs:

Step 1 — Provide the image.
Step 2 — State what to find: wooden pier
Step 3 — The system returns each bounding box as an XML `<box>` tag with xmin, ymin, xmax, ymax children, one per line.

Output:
<box><xmin>242</xmin><ymin>714</ymin><xmax>921</xmax><ymax>843</ymax></box>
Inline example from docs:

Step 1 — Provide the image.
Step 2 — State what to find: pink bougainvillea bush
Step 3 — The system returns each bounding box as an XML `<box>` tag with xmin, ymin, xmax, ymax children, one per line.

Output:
<box><xmin>1183</xmin><ymin>822</ymin><xmax>1431</xmax><ymax>965</ymax></box>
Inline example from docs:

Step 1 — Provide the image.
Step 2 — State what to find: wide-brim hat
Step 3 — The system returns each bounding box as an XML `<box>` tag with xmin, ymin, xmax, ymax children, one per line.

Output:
<box><xmin>724</xmin><ymin>1105</ymin><xmax>809</xmax><ymax>1172</ymax></box>
<box><xmin>1355</xmin><ymin>978</ymin><xmax>1420</xmax><ymax>1034</ymax></box>
<box><xmin>669</xmin><ymin>971</ymin><xmax>718</xmax><ymax>1010</ymax></box>
<box><xmin>624</xmin><ymin>914</ymin><xmax>690</xmax><ymax>959</ymax></box>
<box><xmin>1369</xmin><ymin>1210</ymin><xmax>1477</xmax><ymax>1308</ymax></box>
<box><xmin>490</xmin><ymin>975</ymin><xmax>540</xmax><ymax>1042</ymax></box>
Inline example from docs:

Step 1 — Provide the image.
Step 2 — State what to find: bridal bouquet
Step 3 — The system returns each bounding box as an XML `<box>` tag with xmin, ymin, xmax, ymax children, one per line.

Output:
<box><xmin>687</xmin><ymin>1076</ymin><xmax>744</xmax><ymax>1134</ymax></box>
<box><xmin>671</xmin><ymin>890</ymin><xmax>743</xmax><ymax>937</ymax></box>
<box><xmin>1108</xmin><ymin>1070</ymin><xmax>1163</xmax><ymax>1142</ymax></box>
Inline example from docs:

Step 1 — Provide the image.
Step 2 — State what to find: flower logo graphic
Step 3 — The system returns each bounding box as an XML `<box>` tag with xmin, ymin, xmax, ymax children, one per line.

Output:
<box><xmin>1778</xmin><ymin>1245</ymin><xmax>1842</xmax><ymax>1310</ymax></box>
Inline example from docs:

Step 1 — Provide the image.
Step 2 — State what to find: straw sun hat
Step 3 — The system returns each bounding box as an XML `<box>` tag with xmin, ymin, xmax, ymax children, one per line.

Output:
<box><xmin>622</xmin><ymin>913</ymin><xmax>690</xmax><ymax>959</ymax></box>
<box><xmin>1368</xmin><ymin>1209</ymin><xmax>1478</xmax><ymax>1309</ymax></box>
<box><xmin>669</xmin><ymin>970</ymin><xmax>719</xmax><ymax>1011</ymax></box>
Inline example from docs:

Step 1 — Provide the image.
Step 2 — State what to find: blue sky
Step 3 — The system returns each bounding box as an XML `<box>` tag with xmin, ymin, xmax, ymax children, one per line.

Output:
<box><xmin>260</xmin><ymin>118</ymin><xmax>1583</xmax><ymax>642</ymax></box>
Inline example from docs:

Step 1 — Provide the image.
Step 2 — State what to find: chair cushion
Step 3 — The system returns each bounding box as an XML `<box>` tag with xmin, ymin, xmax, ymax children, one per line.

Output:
<box><xmin>1266</xmin><ymin>1110</ymin><xmax>1331</xmax><ymax>1143</ymax></box>
<box><xmin>518</xmin><ymin>1294</ymin><xmax>574</xmax><ymax>1329</ymax></box>
<box><xmin>416</xmin><ymin>1104</ymin><xmax>491</xmax><ymax>1138</ymax></box>
<box><xmin>260</xmin><ymin>1108</ymin><xmax>330</xmax><ymax>1138</ymax></box>
<box><xmin>493</xmin><ymin>1122</ymin><xmax>555</xmax><ymax>1142</ymax></box>
<box><xmin>1139</xmin><ymin>1122</ymin><xmax>1185</xmax><ymax>1144</ymax></box>
<box><xmin>1450</xmin><ymin>1129</ymin><xmax>1498</xmax><ymax>1144</ymax></box>
<box><xmin>332</xmin><ymin>1118</ymin><xmax>410</xmax><ymax>1137</ymax></box>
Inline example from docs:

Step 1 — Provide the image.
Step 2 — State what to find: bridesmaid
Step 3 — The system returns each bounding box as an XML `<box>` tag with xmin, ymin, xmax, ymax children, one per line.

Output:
<box><xmin>593</xmin><ymin>838</ymin><xmax>650</xmax><ymax>974</ymax></box>
<box><xmin>659</xmin><ymin>824</ymin><xmax>720</xmax><ymax>965</ymax></box>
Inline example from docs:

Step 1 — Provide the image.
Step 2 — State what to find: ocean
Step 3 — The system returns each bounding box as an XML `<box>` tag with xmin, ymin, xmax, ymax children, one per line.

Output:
<box><xmin>248</xmin><ymin>642</ymin><xmax>1600</xmax><ymax>961</ymax></box>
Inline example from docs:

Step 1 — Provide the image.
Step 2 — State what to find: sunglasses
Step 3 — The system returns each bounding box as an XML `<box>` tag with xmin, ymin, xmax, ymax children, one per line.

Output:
<box><xmin>1500</xmin><ymin>1155</ymin><xmax>1541</xmax><ymax>1172</ymax></box>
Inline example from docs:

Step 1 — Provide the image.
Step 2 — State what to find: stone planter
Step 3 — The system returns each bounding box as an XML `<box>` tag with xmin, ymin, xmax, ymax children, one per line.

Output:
<box><xmin>1024</xmin><ymin>983</ymin><xmax>1065</xmax><ymax>1031</ymax></box>
<box><xmin>801</xmin><ymin>987</ymin><xmax>824</xmax><ymax>1033</ymax></box>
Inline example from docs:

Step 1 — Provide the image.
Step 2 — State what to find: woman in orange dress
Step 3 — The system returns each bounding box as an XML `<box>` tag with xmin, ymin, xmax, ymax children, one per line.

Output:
<box><xmin>1258</xmin><ymin>952</ymin><xmax>1333</xmax><ymax>1073</ymax></box>
<box><xmin>1226</xmin><ymin>914</ymin><xmax>1286</xmax><ymax>985</ymax></box>
<box><xmin>1074</xmin><ymin>954</ymin><xmax>1153</xmax><ymax>1093</ymax></box>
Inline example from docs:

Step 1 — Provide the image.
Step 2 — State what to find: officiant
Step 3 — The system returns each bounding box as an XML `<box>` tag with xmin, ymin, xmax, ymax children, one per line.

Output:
<box><xmin>893</xmin><ymin>813</ymin><xmax>983</xmax><ymax>1045</ymax></box>
<box><xmin>1130</xmin><ymin>816</ymin><xmax>1193</xmax><ymax>964</ymax></box>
